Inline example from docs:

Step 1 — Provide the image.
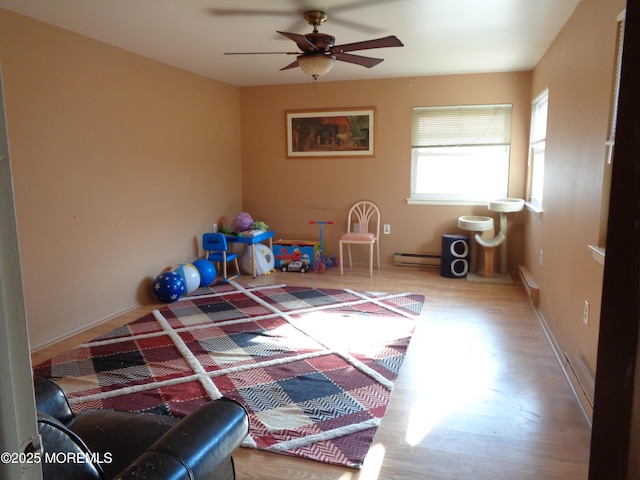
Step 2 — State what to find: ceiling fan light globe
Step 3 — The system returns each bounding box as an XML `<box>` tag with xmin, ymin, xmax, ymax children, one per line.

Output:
<box><xmin>297</xmin><ymin>54</ymin><xmax>335</xmax><ymax>78</ymax></box>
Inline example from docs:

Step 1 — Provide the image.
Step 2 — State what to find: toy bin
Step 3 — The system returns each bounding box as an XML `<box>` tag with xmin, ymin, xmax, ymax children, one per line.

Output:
<box><xmin>273</xmin><ymin>240</ymin><xmax>319</xmax><ymax>271</ymax></box>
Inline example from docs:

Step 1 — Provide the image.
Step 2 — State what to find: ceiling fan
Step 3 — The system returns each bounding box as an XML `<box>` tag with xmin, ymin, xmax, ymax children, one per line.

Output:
<box><xmin>224</xmin><ymin>10</ymin><xmax>404</xmax><ymax>80</ymax></box>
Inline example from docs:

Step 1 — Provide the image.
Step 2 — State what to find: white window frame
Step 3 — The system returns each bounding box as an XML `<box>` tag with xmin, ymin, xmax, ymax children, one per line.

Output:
<box><xmin>408</xmin><ymin>104</ymin><xmax>512</xmax><ymax>206</ymax></box>
<box><xmin>528</xmin><ymin>88</ymin><xmax>549</xmax><ymax>212</ymax></box>
<box><xmin>607</xmin><ymin>10</ymin><xmax>626</xmax><ymax>155</ymax></box>
<box><xmin>597</xmin><ymin>9</ymin><xmax>625</xmax><ymax>252</ymax></box>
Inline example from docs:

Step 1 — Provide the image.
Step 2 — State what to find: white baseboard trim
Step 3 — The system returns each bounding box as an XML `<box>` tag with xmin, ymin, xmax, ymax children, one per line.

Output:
<box><xmin>29</xmin><ymin>302</ymin><xmax>143</xmax><ymax>353</ymax></box>
<box><xmin>529</xmin><ymin>300</ymin><xmax>593</xmax><ymax>426</ymax></box>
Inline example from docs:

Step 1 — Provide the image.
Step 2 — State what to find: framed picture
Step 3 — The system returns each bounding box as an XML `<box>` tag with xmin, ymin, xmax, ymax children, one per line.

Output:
<box><xmin>285</xmin><ymin>107</ymin><xmax>375</xmax><ymax>158</ymax></box>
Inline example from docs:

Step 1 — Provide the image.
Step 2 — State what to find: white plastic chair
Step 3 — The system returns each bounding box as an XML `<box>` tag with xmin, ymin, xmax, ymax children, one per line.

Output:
<box><xmin>339</xmin><ymin>200</ymin><xmax>381</xmax><ymax>276</ymax></box>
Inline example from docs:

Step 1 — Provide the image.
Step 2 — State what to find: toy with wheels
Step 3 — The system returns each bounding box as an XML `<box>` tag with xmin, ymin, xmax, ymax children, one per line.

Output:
<box><xmin>192</xmin><ymin>258</ymin><xmax>217</xmax><ymax>287</ymax></box>
<box><xmin>280</xmin><ymin>260</ymin><xmax>310</xmax><ymax>273</ymax></box>
<box><xmin>172</xmin><ymin>263</ymin><xmax>200</xmax><ymax>295</ymax></box>
<box><xmin>309</xmin><ymin>221</ymin><xmax>333</xmax><ymax>273</ymax></box>
<box><xmin>240</xmin><ymin>244</ymin><xmax>275</xmax><ymax>276</ymax></box>
<box><xmin>153</xmin><ymin>272</ymin><xmax>186</xmax><ymax>303</ymax></box>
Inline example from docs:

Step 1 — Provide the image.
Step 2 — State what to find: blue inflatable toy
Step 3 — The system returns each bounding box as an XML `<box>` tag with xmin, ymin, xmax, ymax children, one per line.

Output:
<box><xmin>192</xmin><ymin>259</ymin><xmax>217</xmax><ymax>287</ymax></box>
<box><xmin>172</xmin><ymin>263</ymin><xmax>201</xmax><ymax>295</ymax></box>
<box><xmin>153</xmin><ymin>271</ymin><xmax>185</xmax><ymax>303</ymax></box>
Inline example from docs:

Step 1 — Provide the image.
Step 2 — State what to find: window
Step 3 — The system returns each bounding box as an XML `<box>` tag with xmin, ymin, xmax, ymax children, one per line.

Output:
<box><xmin>607</xmin><ymin>10</ymin><xmax>626</xmax><ymax>150</ymax></box>
<box><xmin>528</xmin><ymin>89</ymin><xmax>549</xmax><ymax>211</ymax></box>
<box><xmin>409</xmin><ymin>104</ymin><xmax>512</xmax><ymax>205</ymax></box>
<box><xmin>598</xmin><ymin>9</ymin><xmax>625</xmax><ymax>250</ymax></box>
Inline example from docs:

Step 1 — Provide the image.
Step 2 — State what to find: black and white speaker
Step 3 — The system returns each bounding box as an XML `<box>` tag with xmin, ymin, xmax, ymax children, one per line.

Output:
<box><xmin>440</xmin><ymin>234</ymin><xmax>469</xmax><ymax>278</ymax></box>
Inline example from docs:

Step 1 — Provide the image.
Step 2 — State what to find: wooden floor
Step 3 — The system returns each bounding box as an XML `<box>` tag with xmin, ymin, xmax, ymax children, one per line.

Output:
<box><xmin>31</xmin><ymin>266</ymin><xmax>592</xmax><ymax>480</ymax></box>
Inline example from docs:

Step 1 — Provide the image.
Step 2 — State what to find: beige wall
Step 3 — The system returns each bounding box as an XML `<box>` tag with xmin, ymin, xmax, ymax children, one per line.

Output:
<box><xmin>525</xmin><ymin>0</ymin><xmax>625</xmax><ymax>396</ymax></box>
<box><xmin>0</xmin><ymin>0</ymin><xmax>620</xmax><ymax>394</ymax></box>
<box><xmin>0</xmin><ymin>9</ymin><xmax>243</xmax><ymax>349</ymax></box>
<box><xmin>240</xmin><ymin>72</ymin><xmax>531</xmax><ymax>269</ymax></box>
<box><xmin>239</xmin><ymin>0</ymin><xmax>621</xmax><ymax>418</ymax></box>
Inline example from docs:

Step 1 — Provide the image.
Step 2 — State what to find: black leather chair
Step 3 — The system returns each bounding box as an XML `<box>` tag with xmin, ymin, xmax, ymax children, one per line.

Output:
<box><xmin>34</xmin><ymin>377</ymin><xmax>249</xmax><ymax>480</ymax></box>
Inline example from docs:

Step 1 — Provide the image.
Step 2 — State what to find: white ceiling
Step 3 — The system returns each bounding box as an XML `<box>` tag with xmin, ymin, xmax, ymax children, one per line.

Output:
<box><xmin>0</xmin><ymin>0</ymin><xmax>582</xmax><ymax>87</ymax></box>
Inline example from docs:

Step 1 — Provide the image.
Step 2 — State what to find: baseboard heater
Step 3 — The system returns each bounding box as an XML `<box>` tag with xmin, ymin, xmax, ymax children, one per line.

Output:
<box><xmin>394</xmin><ymin>252</ymin><xmax>440</xmax><ymax>267</ymax></box>
<box><xmin>564</xmin><ymin>352</ymin><xmax>595</xmax><ymax>419</ymax></box>
<box><xmin>518</xmin><ymin>265</ymin><xmax>540</xmax><ymax>306</ymax></box>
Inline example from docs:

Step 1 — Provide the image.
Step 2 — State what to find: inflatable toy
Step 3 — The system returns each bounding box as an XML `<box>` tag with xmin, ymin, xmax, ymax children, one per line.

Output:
<box><xmin>232</xmin><ymin>212</ymin><xmax>254</xmax><ymax>233</ymax></box>
<box><xmin>240</xmin><ymin>244</ymin><xmax>275</xmax><ymax>276</ymax></box>
<box><xmin>192</xmin><ymin>258</ymin><xmax>217</xmax><ymax>287</ymax></box>
<box><xmin>172</xmin><ymin>263</ymin><xmax>200</xmax><ymax>295</ymax></box>
<box><xmin>153</xmin><ymin>272</ymin><xmax>185</xmax><ymax>303</ymax></box>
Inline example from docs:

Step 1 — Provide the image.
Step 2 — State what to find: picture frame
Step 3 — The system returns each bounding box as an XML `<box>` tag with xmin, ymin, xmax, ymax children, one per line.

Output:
<box><xmin>285</xmin><ymin>107</ymin><xmax>375</xmax><ymax>158</ymax></box>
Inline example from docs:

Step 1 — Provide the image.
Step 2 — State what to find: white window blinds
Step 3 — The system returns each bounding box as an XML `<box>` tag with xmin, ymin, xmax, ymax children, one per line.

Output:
<box><xmin>608</xmin><ymin>12</ymin><xmax>625</xmax><ymax>142</ymax></box>
<box><xmin>412</xmin><ymin>104</ymin><xmax>513</xmax><ymax>148</ymax></box>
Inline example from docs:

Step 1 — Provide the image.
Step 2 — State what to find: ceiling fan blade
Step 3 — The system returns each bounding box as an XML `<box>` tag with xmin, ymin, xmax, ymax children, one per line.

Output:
<box><xmin>225</xmin><ymin>52</ymin><xmax>298</xmax><ymax>55</ymax></box>
<box><xmin>332</xmin><ymin>35</ymin><xmax>404</xmax><ymax>53</ymax></box>
<box><xmin>334</xmin><ymin>53</ymin><xmax>384</xmax><ymax>68</ymax></box>
<box><xmin>280</xmin><ymin>60</ymin><xmax>300</xmax><ymax>71</ymax></box>
<box><xmin>208</xmin><ymin>8</ymin><xmax>290</xmax><ymax>17</ymax></box>
<box><xmin>277</xmin><ymin>31</ymin><xmax>318</xmax><ymax>52</ymax></box>
<box><xmin>329</xmin><ymin>0</ymin><xmax>407</xmax><ymax>15</ymax></box>
<box><xmin>323</xmin><ymin>17</ymin><xmax>385</xmax><ymax>35</ymax></box>
<box><xmin>208</xmin><ymin>0</ymin><xmax>399</xmax><ymax>34</ymax></box>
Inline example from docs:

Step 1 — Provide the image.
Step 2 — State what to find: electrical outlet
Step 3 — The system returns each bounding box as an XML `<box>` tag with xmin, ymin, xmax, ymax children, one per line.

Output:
<box><xmin>583</xmin><ymin>300</ymin><xmax>590</xmax><ymax>325</ymax></box>
<box><xmin>383</xmin><ymin>224</ymin><xmax>391</xmax><ymax>235</ymax></box>
<box><xmin>539</xmin><ymin>250</ymin><xmax>544</xmax><ymax>265</ymax></box>
<box><xmin>353</xmin><ymin>223</ymin><xmax>360</xmax><ymax>232</ymax></box>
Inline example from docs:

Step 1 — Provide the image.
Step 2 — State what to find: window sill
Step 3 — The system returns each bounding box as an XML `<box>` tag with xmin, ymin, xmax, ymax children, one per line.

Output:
<box><xmin>588</xmin><ymin>245</ymin><xmax>606</xmax><ymax>266</ymax></box>
<box><xmin>407</xmin><ymin>197</ymin><xmax>490</xmax><ymax>206</ymax></box>
<box><xmin>525</xmin><ymin>202</ymin><xmax>543</xmax><ymax>218</ymax></box>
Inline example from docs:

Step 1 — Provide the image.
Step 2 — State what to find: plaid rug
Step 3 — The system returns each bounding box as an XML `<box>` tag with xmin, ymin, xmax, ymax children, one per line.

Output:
<box><xmin>34</xmin><ymin>281</ymin><xmax>424</xmax><ymax>468</ymax></box>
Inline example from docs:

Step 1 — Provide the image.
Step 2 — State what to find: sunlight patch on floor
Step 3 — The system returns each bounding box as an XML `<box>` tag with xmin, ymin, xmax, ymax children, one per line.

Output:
<box><xmin>405</xmin><ymin>322</ymin><xmax>499</xmax><ymax>445</ymax></box>
<box><xmin>336</xmin><ymin>443</ymin><xmax>385</xmax><ymax>480</ymax></box>
<box><xmin>360</xmin><ymin>443</ymin><xmax>386</xmax><ymax>480</ymax></box>
<box><xmin>294</xmin><ymin>310</ymin><xmax>415</xmax><ymax>356</ymax></box>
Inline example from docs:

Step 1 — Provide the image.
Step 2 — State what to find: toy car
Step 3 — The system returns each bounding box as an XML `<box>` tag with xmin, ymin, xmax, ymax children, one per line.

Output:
<box><xmin>281</xmin><ymin>261</ymin><xmax>310</xmax><ymax>273</ymax></box>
